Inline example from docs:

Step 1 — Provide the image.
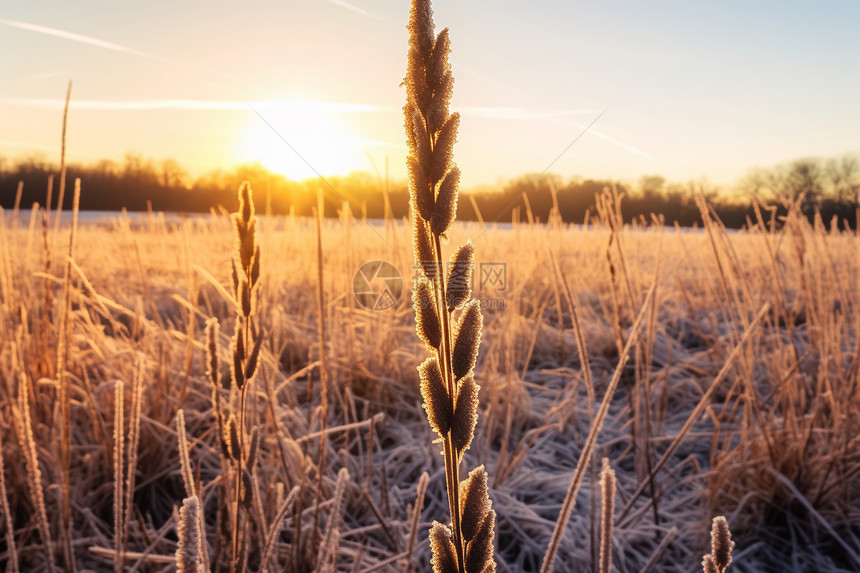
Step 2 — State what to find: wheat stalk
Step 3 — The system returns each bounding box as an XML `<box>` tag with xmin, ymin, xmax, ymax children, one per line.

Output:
<box><xmin>405</xmin><ymin>2</ymin><xmax>495</xmax><ymax>571</ymax></box>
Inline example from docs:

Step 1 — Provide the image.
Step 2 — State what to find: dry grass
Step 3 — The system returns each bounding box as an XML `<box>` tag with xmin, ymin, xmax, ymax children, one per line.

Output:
<box><xmin>405</xmin><ymin>2</ymin><xmax>495</xmax><ymax>571</ymax></box>
<box><xmin>0</xmin><ymin>186</ymin><xmax>856</xmax><ymax>571</ymax></box>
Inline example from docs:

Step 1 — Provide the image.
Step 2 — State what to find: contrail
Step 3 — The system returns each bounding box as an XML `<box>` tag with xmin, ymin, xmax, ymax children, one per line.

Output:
<box><xmin>327</xmin><ymin>0</ymin><xmax>384</xmax><ymax>21</ymax></box>
<box><xmin>0</xmin><ymin>18</ymin><xmax>161</xmax><ymax>59</ymax></box>
<box><xmin>577</xmin><ymin>125</ymin><xmax>652</xmax><ymax>159</ymax></box>
<box><xmin>460</xmin><ymin>106</ymin><xmax>602</xmax><ymax>121</ymax></box>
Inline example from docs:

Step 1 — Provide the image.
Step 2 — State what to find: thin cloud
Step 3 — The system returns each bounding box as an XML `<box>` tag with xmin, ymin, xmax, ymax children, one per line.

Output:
<box><xmin>327</xmin><ymin>0</ymin><xmax>384</xmax><ymax>21</ymax></box>
<box><xmin>0</xmin><ymin>18</ymin><xmax>160</xmax><ymax>59</ymax></box>
<box><xmin>0</xmin><ymin>98</ymin><xmax>382</xmax><ymax>113</ymax></box>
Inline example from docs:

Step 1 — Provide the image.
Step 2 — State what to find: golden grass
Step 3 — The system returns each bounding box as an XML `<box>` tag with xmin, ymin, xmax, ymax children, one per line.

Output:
<box><xmin>0</xmin><ymin>189</ymin><xmax>856</xmax><ymax>571</ymax></box>
<box><xmin>405</xmin><ymin>1</ymin><xmax>495</xmax><ymax>571</ymax></box>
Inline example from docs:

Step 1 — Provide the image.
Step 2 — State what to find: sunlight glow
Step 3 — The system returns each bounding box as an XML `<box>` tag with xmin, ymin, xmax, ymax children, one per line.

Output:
<box><xmin>236</xmin><ymin>104</ymin><xmax>366</xmax><ymax>179</ymax></box>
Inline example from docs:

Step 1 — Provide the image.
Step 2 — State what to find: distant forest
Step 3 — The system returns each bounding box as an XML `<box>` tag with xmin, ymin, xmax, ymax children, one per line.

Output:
<box><xmin>1</xmin><ymin>152</ymin><xmax>858</xmax><ymax>229</ymax></box>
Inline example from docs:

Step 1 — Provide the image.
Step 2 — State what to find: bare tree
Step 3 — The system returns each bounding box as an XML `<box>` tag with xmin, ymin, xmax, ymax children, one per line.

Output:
<box><xmin>825</xmin><ymin>154</ymin><xmax>859</xmax><ymax>203</ymax></box>
<box><xmin>160</xmin><ymin>158</ymin><xmax>188</xmax><ymax>189</ymax></box>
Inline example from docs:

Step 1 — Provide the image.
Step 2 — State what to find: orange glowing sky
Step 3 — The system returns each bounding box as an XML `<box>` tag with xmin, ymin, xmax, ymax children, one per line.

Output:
<box><xmin>1</xmin><ymin>1</ymin><xmax>859</xmax><ymax>188</ymax></box>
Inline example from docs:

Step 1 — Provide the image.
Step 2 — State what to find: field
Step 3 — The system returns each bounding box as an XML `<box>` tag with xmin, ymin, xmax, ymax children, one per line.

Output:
<box><xmin>1</xmin><ymin>191</ymin><xmax>858</xmax><ymax>572</ymax></box>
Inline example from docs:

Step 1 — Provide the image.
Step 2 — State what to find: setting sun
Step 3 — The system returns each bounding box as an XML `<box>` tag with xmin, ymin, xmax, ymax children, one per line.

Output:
<box><xmin>235</xmin><ymin>101</ymin><xmax>368</xmax><ymax>179</ymax></box>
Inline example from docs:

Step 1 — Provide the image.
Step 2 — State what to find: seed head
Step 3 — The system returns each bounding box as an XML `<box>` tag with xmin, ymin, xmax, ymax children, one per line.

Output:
<box><xmin>451</xmin><ymin>374</ymin><xmax>478</xmax><ymax>453</ymax></box>
<box><xmin>459</xmin><ymin>465</ymin><xmax>491</xmax><ymax>543</ymax></box>
<box><xmin>429</xmin><ymin>522</ymin><xmax>458</xmax><ymax>573</ymax></box>
<box><xmin>431</xmin><ymin>167</ymin><xmax>461</xmax><ymax>237</ymax></box>
<box><xmin>452</xmin><ymin>300</ymin><xmax>482</xmax><ymax>380</ymax></box>
<box><xmin>413</xmin><ymin>279</ymin><xmax>442</xmax><ymax>350</ymax></box>
<box><xmin>445</xmin><ymin>240</ymin><xmax>473</xmax><ymax>311</ymax></box>
<box><xmin>419</xmin><ymin>357</ymin><xmax>453</xmax><ymax>436</ymax></box>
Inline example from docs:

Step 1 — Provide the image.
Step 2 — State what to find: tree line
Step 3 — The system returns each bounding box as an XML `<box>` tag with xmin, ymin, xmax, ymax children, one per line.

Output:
<box><xmin>1</xmin><ymin>152</ymin><xmax>857</xmax><ymax>229</ymax></box>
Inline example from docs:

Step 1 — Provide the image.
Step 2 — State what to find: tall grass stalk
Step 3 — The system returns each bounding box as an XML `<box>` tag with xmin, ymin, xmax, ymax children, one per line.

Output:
<box><xmin>122</xmin><ymin>356</ymin><xmax>145</xmax><ymax>560</ymax></box>
<box><xmin>598</xmin><ymin>458</ymin><xmax>616</xmax><ymax>573</ymax></box>
<box><xmin>57</xmin><ymin>178</ymin><xmax>80</xmax><ymax>573</ymax></box>
<box><xmin>312</xmin><ymin>188</ymin><xmax>331</xmax><ymax>549</ymax></box>
<box><xmin>14</xmin><ymin>372</ymin><xmax>55</xmax><ymax>571</ymax></box>
<box><xmin>405</xmin><ymin>1</ymin><xmax>496</xmax><ymax>570</ymax></box>
<box><xmin>113</xmin><ymin>381</ymin><xmax>125</xmax><ymax>573</ymax></box>
<box><xmin>53</xmin><ymin>80</ymin><xmax>72</xmax><ymax>236</ymax></box>
<box><xmin>0</xmin><ymin>407</ymin><xmax>20</xmax><ymax>573</ymax></box>
<box><xmin>177</xmin><ymin>496</ymin><xmax>205</xmax><ymax>573</ymax></box>
<box><xmin>225</xmin><ymin>181</ymin><xmax>264</xmax><ymax>570</ymax></box>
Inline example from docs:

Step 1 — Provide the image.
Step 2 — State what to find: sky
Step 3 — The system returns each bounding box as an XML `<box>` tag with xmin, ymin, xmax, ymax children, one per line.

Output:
<box><xmin>1</xmin><ymin>0</ymin><xmax>858</xmax><ymax>189</ymax></box>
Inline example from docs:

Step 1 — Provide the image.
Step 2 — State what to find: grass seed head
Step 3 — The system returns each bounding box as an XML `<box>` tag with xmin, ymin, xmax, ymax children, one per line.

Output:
<box><xmin>452</xmin><ymin>300</ymin><xmax>482</xmax><ymax>380</ymax></box>
<box><xmin>246</xmin><ymin>426</ymin><xmax>260</xmax><ymax>469</ymax></box>
<box><xmin>419</xmin><ymin>357</ymin><xmax>453</xmax><ymax>436</ymax></box>
<box><xmin>176</xmin><ymin>496</ymin><xmax>204</xmax><ymax>573</ymax></box>
<box><xmin>428</xmin><ymin>28</ymin><xmax>451</xmax><ymax>93</ymax></box>
<box><xmin>244</xmin><ymin>330</ymin><xmax>263</xmax><ymax>382</ymax></box>
<box><xmin>431</xmin><ymin>166</ymin><xmax>461</xmax><ymax>237</ymax></box>
<box><xmin>409</xmin><ymin>156</ymin><xmax>434</xmax><ymax>222</ymax></box>
<box><xmin>429</xmin><ymin>522</ymin><xmax>458</xmax><ymax>573</ymax></box>
<box><xmin>445</xmin><ymin>240</ymin><xmax>473</xmax><ymax>311</ymax></box>
<box><xmin>204</xmin><ymin>318</ymin><xmax>220</xmax><ymax>390</ymax></box>
<box><xmin>459</xmin><ymin>465</ymin><xmax>491</xmax><ymax>543</ymax></box>
<box><xmin>413</xmin><ymin>214</ymin><xmax>437</xmax><ymax>280</ymax></box>
<box><xmin>414</xmin><ymin>279</ymin><xmax>442</xmax><ymax>350</ymax></box>
<box><xmin>240</xmin><ymin>469</ymin><xmax>253</xmax><ymax>509</ymax></box>
<box><xmin>427</xmin><ymin>69</ymin><xmax>454</xmax><ymax>134</ymax></box>
<box><xmin>465</xmin><ymin>510</ymin><xmax>496</xmax><ymax>573</ymax></box>
<box><xmin>709</xmin><ymin>516</ymin><xmax>734</xmax><ymax>572</ymax></box>
<box><xmin>430</xmin><ymin>113</ymin><xmax>460</xmax><ymax>184</ymax></box>
<box><xmin>225</xmin><ymin>415</ymin><xmax>240</xmax><ymax>462</ymax></box>
<box><xmin>452</xmin><ymin>374</ymin><xmax>479</xmax><ymax>453</ymax></box>
<box><xmin>408</xmin><ymin>107</ymin><xmax>432</xmax><ymax>177</ymax></box>
<box><xmin>238</xmin><ymin>181</ymin><xmax>254</xmax><ymax>224</ymax></box>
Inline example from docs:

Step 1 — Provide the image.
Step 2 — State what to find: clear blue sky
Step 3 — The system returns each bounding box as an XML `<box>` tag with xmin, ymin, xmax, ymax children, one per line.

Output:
<box><xmin>1</xmin><ymin>0</ymin><xmax>858</xmax><ymax>188</ymax></box>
